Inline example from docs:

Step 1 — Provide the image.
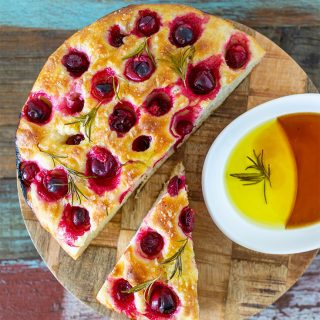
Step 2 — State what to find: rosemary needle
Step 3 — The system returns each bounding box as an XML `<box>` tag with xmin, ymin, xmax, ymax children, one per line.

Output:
<box><xmin>163</xmin><ymin>45</ymin><xmax>195</xmax><ymax>86</ymax></box>
<box><xmin>230</xmin><ymin>149</ymin><xmax>272</xmax><ymax>204</ymax></box>
<box><xmin>37</xmin><ymin>145</ymin><xmax>90</xmax><ymax>205</ymax></box>
<box><xmin>122</xmin><ymin>276</ymin><xmax>160</xmax><ymax>302</ymax></box>
<box><xmin>161</xmin><ymin>238</ymin><xmax>188</xmax><ymax>280</ymax></box>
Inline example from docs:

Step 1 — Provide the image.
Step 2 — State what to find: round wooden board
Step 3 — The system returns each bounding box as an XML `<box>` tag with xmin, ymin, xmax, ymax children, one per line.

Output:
<box><xmin>18</xmin><ymin>21</ymin><xmax>318</xmax><ymax>320</ymax></box>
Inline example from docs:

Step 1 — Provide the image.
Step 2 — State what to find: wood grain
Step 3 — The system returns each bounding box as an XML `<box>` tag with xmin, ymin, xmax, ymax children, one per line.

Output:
<box><xmin>16</xmin><ymin>21</ymin><xmax>319</xmax><ymax>320</ymax></box>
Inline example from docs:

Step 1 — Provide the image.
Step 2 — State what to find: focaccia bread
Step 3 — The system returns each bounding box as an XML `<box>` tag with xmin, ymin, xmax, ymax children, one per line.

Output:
<box><xmin>16</xmin><ymin>4</ymin><xmax>265</xmax><ymax>259</ymax></box>
<box><xmin>97</xmin><ymin>163</ymin><xmax>199</xmax><ymax>319</ymax></box>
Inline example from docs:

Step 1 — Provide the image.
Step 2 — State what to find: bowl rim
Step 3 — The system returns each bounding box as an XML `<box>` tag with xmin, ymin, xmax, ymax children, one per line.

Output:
<box><xmin>202</xmin><ymin>93</ymin><xmax>320</xmax><ymax>254</ymax></box>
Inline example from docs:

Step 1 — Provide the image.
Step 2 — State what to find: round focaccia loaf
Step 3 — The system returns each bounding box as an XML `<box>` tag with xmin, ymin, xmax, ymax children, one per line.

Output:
<box><xmin>16</xmin><ymin>4</ymin><xmax>265</xmax><ymax>259</ymax></box>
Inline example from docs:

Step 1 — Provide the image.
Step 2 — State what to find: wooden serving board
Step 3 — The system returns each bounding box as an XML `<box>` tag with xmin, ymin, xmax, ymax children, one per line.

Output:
<box><xmin>18</xmin><ymin>22</ymin><xmax>318</xmax><ymax>320</ymax></box>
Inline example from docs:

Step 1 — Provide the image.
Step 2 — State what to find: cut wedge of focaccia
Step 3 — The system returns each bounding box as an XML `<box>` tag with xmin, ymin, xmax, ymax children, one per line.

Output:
<box><xmin>16</xmin><ymin>4</ymin><xmax>265</xmax><ymax>259</ymax></box>
<box><xmin>97</xmin><ymin>163</ymin><xmax>198</xmax><ymax>319</ymax></box>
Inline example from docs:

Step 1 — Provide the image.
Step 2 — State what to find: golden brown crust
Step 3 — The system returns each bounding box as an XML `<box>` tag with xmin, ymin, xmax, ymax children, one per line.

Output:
<box><xmin>97</xmin><ymin>163</ymin><xmax>199</xmax><ymax>319</ymax></box>
<box><xmin>16</xmin><ymin>4</ymin><xmax>265</xmax><ymax>259</ymax></box>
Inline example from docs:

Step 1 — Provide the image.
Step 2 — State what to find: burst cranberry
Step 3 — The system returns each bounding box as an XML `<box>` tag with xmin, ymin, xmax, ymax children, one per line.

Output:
<box><xmin>111</xmin><ymin>278</ymin><xmax>135</xmax><ymax>315</ymax></box>
<box><xmin>124</xmin><ymin>55</ymin><xmax>155</xmax><ymax>82</ymax></box>
<box><xmin>167</xmin><ymin>175</ymin><xmax>185</xmax><ymax>197</ymax></box>
<box><xmin>67</xmin><ymin>95</ymin><xmax>84</xmax><ymax>114</ymax></box>
<box><xmin>36</xmin><ymin>169</ymin><xmax>68</xmax><ymax>202</ymax></box>
<box><xmin>62</xmin><ymin>50</ymin><xmax>89</xmax><ymax>77</ymax></box>
<box><xmin>179</xmin><ymin>206</ymin><xmax>195</xmax><ymax>234</ymax></box>
<box><xmin>144</xmin><ymin>90</ymin><xmax>172</xmax><ymax>116</ymax></box>
<box><xmin>225</xmin><ymin>44</ymin><xmax>248</xmax><ymax>69</ymax></box>
<box><xmin>148</xmin><ymin>283</ymin><xmax>178</xmax><ymax>315</ymax></box>
<box><xmin>66</xmin><ymin>134</ymin><xmax>84</xmax><ymax>145</ymax></box>
<box><xmin>108</xmin><ymin>25</ymin><xmax>126</xmax><ymax>47</ymax></box>
<box><xmin>139</xmin><ymin>230</ymin><xmax>164</xmax><ymax>258</ymax></box>
<box><xmin>109</xmin><ymin>102</ymin><xmax>137</xmax><ymax>134</ymax></box>
<box><xmin>60</xmin><ymin>204</ymin><xmax>91</xmax><ymax>239</ymax></box>
<box><xmin>89</xmin><ymin>156</ymin><xmax>118</xmax><ymax>178</ymax></box>
<box><xmin>172</xmin><ymin>24</ymin><xmax>194</xmax><ymax>47</ymax></box>
<box><xmin>19</xmin><ymin>161</ymin><xmax>40</xmax><ymax>188</ymax></box>
<box><xmin>24</xmin><ymin>98</ymin><xmax>52</xmax><ymax>124</ymax></box>
<box><xmin>175</xmin><ymin>119</ymin><xmax>193</xmax><ymax>137</ymax></box>
<box><xmin>91</xmin><ymin>69</ymin><xmax>117</xmax><ymax>102</ymax></box>
<box><xmin>86</xmin><ymin>147</ymin><xmax>121</xmax><ymax>195</ymax></box>
<box><xmin>188</xmin><ymin>68</ymin><xmax>215</xmax><ymax>95</ymax></box>
<box><xmin>132</xmin><ymin>135</ymin><xmax>152</xmax><ymax>152</ymax></box>
<box><xmin>169</xmin><ymin>13</ymin><xmax>205</xmax><ymax>48</ymax></box>
<box><xmin>59</xmin><ymin>94</ymin><xmax>84</xmax><ymax>115</ymax></box>
<box><xmin>135</xmin><ymin>10</ymin><xmax>160</xmax><ymax>37</ymax></box>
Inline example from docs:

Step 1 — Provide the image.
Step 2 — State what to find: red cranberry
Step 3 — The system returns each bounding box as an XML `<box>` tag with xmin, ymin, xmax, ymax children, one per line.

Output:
<box><xmin>113</xmin><ymin>278</ymin><xmax>133</xmax><ymax>304</ymax></box>
<box><xmin>225</xmin><ymin>44</ymin><xmax>248</xmax><ymax>69</ymax></box>
<box><xmin>91</xmin><ymin>69</ymin><xmax>117</xmax><ymax>102</ymax></box>
<box><xmin>132</xmin><ymin>135</ymin><xmax>151</xmax><ymax>152</ymax></box>
<box><xmin>90</xmin><ymin>156</ymin><xmax>118</xmax><ymax>178</ymax></box>
<box><xmin>149</xmin><ymin>283</ymin><xmax>178</xmax><ymax>315</ymax></box>
<box><xmin>109</xmin><ymin>102</ymin><xmax>137</xmax><ymax>134</ymax></box>
<box><xmin>62</xmin><ymin>50</ymin><xmax>89</xmax><ymax>77</ymax></box>
<box><xmin>172</xmin><ymin>24</ymin><xmax>194</xmax><ymax>47</ymax></box>
<box><xmin>140</xmin><ymin>231</ymin><xmax>164</xmax><ymax>258</ymax></box>
<box><xmin>24</xmin><ymin>98</ymin><xmax>52</xmax><ymax>124</ymax></box>
<box><xmin>136</xmin><ymin>10</ymin><xmax>160</xmax><ymax>37</ymax></box>
<box><xmin>169</xmin><ymin>13</ymin><xmax>205</xmax><ymax>48</ymax></box>
<box><xmin>108</xmin><ymin>25</ymin><xmax>126</xmax><ymax>47</ymax></box>
<box><xmin>167</xmin><ymin>175</ymin><xmax>185</xmax><ymax>197</ymax></box>
<box><xmin>59</xmin><ymin>94</ymin><xmax>84</xmax><ymax>115</ymax></box>
<box><xmin>188</xmin><ymin>68</ymin><xmax>215</xmax><ymax>95</ymax></box>
<box><xmin>86</xmin><ymin>147</ymin><xmax>121</xmax><ymax>195</ymax></box>
<box><xmin>19</xmin><ymin>161</ymin><xmax>40</xmax><ymax>188</ymax></box>
<box><xmin>124</xmin><ymin>55</ymin><xmax>155</xmax><ymax>82</ymax></box>
<box><xmin>36</xmin><ymin>169</ymin><xmax>68</xmax><ymax>202</ymax></box>
<box><xmin>66</xmin><ymin>134</ymin><xmax>84</xmax><ymax>145</ymax></box>
<box><xmin>67</xmin><ymin>95</ymin><xmax>84</xmax><ymax>114</ymax></box>
<box><xmin>179</xmin><ymin>206</ymin><xmax>195</xmax><ymax>234</ymax></box>
<box><xmin>110</xmin><ymin>278</ymin><xmax>135</xmax><ymax>315</ymax></box>
<box><xmin>175</xmin><ymin>119</ymin><xmax>193</xmax><ymax>137</ymax></box>
<box><xmin>61</xmin><ymin>204</ymin><xmax>90</xmax><ymax>235</ymax></box>
<box><xmin>144</xmin><ymin>90</ymin><xmax>172</xmax><ymax>116</ymax></box>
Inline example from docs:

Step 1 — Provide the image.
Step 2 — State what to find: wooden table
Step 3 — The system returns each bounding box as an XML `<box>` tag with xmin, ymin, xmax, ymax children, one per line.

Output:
<box><xmin>0</xmin><ymin>1</ymin><xmax>319</xmax><ymax>319</ymax></box>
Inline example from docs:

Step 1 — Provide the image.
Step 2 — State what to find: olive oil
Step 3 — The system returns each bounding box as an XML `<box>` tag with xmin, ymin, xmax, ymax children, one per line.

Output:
<box><xmin>225</xmin><ymin>119</ymin><xmax>297</xmax><ymax>228</ymax></box>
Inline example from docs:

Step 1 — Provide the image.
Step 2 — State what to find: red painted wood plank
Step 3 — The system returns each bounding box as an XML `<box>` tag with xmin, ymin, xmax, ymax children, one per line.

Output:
<box><xmin>0</xmin><ymin>259</ymin><xmax>104</xmax><ymax>320</ymax></box>
<box><xmin>0</xmin><ymin>259</ymin><xmax>64</xmax><ymax>320</ymax></box>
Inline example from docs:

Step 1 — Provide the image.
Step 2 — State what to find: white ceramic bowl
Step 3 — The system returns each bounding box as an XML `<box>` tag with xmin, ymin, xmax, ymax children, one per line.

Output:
<box><xmin>202</xmin><ymin>93</ymin><xmax>320</xmax><ymax>254</ymax></box>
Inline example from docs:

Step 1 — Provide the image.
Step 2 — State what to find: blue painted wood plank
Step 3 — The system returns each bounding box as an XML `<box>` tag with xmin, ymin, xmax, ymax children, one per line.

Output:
<box><xmin>1</xmin><ymin>0</ymin><xmax>319</xmax><ymax>30</ymax></box>
<box><xmin>0</xmin><ymin>179</ymin><xmax>38</xmax><ymax>259</ymax></box>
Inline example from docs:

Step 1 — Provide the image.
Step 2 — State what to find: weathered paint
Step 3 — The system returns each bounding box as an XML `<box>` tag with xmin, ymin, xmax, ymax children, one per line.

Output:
<box><xmin>1</xmin><ymin>256</ymin><xmax>320</xmax><ymax>319</ymax></box>
<box><xmin>253</xmin><ymin>254</ymin><xmax>320</xmax><ymax>319</ymax></box>
<box><xmin>0</xmin><ymin>258</ymin><xmax>65</xmax><ymax>320</ymax></box>
<box><xmin>0</xmin><ymin>0</ymin><xmax>319</xmax><ymax>29</ymax></box>
<box><xmin>0</xmin><ymin>179</ymin><xmax>38</xmax><ymax>259</ymax></box>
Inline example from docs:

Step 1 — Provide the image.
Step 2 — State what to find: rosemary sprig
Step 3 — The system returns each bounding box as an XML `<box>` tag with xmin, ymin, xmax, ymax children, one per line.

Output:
<box><xmin>230</xmin><ymin>149</ymin><xmax>272</xmax><ymax>204</ymax></box>
<box><xmin>122</xmin><ymin>276</ymin><xmax>160</xmax><ymax>302</ymax></box>
<box><xmin>163</xmin><ymin>46</ymin><xmax>195</xmax><ymax>86</ymax></box>
<box><xmin>122</xmin><ymin>38</ymin><xmax>156</xmax><ymax>66</ymax></box>
<box><xmin>161</xmin><ymin>238</ymin><xmax>188</xmax><ymax>280</ymax></box>
<box><xmin>67</xmin><ymin>175</ymin><xmax>88</xmax><ymax>204</ymax></box>
<box><xmin>112</xmin><ymin>76</ymin><xmax>121</xmax><ymax>102</ymax></box>
<box><xmin>37</xmin><ymin>145</ymin><xmax>90</xmax><ymax>204</ymax></box>
<box><xmin>65</xmin><ymin>105</ymin><xmax>101</xmax><ymax>141</ymax></box>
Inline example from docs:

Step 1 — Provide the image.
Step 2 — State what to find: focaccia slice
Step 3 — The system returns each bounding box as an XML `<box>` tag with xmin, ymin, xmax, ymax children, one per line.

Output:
<box><xmin>97</xmin><ymin>163</ymin><xmax>198</xmax><ymax>319</ymax></box>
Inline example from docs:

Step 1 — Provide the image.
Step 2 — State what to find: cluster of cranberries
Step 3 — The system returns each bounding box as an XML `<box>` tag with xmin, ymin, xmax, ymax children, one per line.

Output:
<box><xmin>112</xmin><ymin>277</ymin><xmax>178</xmax><ymax>317</ymax></box>
<box><xmin>23</xmin><ymin>11</ymin><xmax>250</xmax><ymax>153</ymax></box>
